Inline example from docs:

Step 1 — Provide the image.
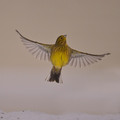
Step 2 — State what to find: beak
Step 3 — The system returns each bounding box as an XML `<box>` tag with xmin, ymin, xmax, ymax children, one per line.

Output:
<box><xmin>64</xmin><ymin>35</ymin><xmax>67</xmax><ymax>38</ymax></box>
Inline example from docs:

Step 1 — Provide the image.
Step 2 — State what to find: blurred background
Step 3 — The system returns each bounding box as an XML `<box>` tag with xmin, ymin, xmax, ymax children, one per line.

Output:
<box><xmin>0</xmin><ymin>0</ymin><xmax>120</xmax><ymax>114</ymax></box>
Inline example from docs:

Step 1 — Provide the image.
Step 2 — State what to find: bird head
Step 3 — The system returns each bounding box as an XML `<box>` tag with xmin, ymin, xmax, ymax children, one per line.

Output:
<box><xmin>55</xmin><ymin>35</ymin><xmax>67</xmax><ymax>45</ymax></box>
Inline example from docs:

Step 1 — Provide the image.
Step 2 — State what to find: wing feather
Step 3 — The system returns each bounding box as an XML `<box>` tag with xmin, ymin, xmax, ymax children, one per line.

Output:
<box><xmin>69</xmin><ymin>49</ymin><xmax>110</xmax><ymax>67</ymax></box>
<box><xmin>16</xmin><ymin>30</ymin><xmax>52</xmax><ymax>60</ymax></box>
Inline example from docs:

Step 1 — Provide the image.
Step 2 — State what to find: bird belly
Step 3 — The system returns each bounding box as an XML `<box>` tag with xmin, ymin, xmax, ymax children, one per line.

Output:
<box><xmin>50</xmin><ymin>51</ymin><xmax>69</xmax><ymax>68</ymax></box>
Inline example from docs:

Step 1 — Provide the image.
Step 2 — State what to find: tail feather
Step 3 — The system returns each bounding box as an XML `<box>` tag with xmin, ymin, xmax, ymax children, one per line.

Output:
<box><xmin>48</xmin><ymin>66</ymin><xmax>62</xmax><ymax>83</ymax></box>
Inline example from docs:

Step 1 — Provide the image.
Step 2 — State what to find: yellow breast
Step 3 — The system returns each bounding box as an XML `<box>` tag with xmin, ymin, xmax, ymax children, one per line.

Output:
<box><xmin>50</xmin><ymin>45</ymin><xmax>71</xmax><ymax>68</ymax></box>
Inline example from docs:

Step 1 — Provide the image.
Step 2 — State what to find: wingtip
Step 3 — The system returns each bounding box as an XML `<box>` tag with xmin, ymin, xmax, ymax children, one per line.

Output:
<box><xmin>15</xmin><ymin>29</ymin><xmax>20</xmax><ymax>34</ymax></box>
<box><xmin>15</xmin><ymin>29</ymin><xmax>23</xmax><ymax>37</ymax></box>
<box><xmin>106</xmin><ymin>53</ymin><xmax>111</xmax><ymax>55</ymax></box>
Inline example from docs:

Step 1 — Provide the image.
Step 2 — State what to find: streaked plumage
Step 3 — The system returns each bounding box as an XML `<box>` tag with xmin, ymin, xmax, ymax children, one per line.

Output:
<box><xmin>16</xmin><ymin>30</ymin><xmax>110</xmax><ymax>83</ymax></box>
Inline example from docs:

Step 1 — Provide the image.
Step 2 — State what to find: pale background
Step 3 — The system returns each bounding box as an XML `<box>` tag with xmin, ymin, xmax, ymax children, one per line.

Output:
<box><xmin>0</xmin><ymin>0</ymin><xmax>120</xmax><ymax>114</ymax></box>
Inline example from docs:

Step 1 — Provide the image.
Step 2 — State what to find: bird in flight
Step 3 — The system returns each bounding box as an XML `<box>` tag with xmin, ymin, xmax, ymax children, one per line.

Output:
<box><xmin>16</xmin><ymin>30</ymin><xmax>110</xmax><ymax>83</ymax></box>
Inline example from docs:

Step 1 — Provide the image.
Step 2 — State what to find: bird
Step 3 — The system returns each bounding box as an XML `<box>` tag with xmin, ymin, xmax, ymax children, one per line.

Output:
<box><xmin>16</xmin><ymin>30</ymin><xmax>110</xmax><ymax>83</ymax></box>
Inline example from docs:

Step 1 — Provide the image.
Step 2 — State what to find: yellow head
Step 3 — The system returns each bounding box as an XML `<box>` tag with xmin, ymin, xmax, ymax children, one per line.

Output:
<box><xmin>55</xmin><ymin>35</ymin><xmax>67</xmax><ymax>45</ymax></box>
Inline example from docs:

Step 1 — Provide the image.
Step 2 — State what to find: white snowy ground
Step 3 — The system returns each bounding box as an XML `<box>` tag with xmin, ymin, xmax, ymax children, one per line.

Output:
<box><xmin>0</xmin><ymin>110</ymin><xmax>120</xmax><ymax>120</ymax></box>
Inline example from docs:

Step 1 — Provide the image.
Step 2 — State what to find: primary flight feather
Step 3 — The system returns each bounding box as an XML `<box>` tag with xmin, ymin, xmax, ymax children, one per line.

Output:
<box><xmin>16</xmin><ymin>30</ymin><xmax>110</xmax><ymax>83</ymax></box>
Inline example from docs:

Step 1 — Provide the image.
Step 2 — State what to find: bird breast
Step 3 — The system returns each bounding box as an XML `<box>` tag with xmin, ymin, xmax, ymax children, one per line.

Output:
<box><xmin>50</xmin><ymin>46</ymin><xmax>71</xmax><ymax>68</ymax></box>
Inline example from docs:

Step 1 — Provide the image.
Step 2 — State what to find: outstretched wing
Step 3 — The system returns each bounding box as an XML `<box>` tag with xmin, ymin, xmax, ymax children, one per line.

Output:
<box><xmin>16</xmin><ymin>30</ymin><xmax>53</xmax><ymax>60</ymax></box>
<box><xmin>69</xmin><ymin>49</ymin><xmax>110</xmax><ymax>67</ymax></box>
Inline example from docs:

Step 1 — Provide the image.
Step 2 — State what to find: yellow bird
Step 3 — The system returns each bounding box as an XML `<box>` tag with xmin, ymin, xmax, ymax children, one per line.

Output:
<box><xmin>16</xmin><ymin>30</ymin><xmax>110</xmax><ymax>83</ymax></box>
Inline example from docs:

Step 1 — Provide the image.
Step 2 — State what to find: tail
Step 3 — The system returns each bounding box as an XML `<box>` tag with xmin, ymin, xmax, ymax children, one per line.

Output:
<box><xmin>48</xmin><ymin>66</ymin><xmax>62</xmax><ymax>83</ymax></box>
